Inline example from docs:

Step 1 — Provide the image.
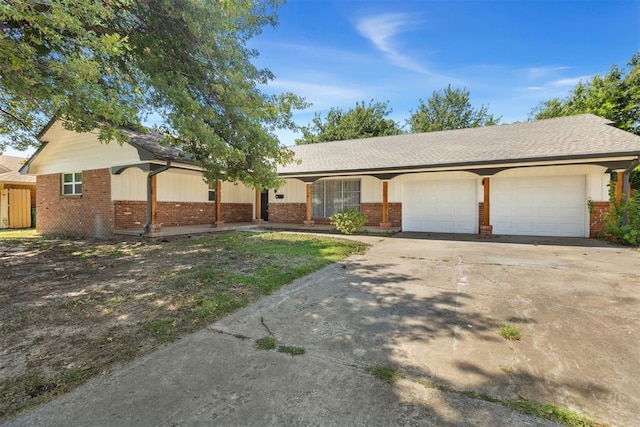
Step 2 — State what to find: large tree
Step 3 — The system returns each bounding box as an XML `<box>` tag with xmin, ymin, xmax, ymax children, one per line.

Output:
<box><xmin>407</xmin><ymin>85</ymin><xmax>500</xmax><ymax>133</ymax></box>
<box><xmin>531</xmin><ymin>52</ymin><xmax>640</xmax><ymax>190</ymax></box>
<box><xmin>0</xmin><ymin>0</ymin><xmax>306</xmax><ymax>188</ymax></box>
<box><xmin>295</xmin><ymin>100</ymin><xmax>401</xmax><ymax>144</ymax></box>
<box><xmin>531</xmin><ymin>52</ymin><xmax>640</xmax><ymax>135</ymax></box>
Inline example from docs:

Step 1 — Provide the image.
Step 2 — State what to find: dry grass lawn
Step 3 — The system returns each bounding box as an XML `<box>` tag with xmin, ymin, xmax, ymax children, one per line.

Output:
<box><xmin>0</xmin><ymin>229</ymin><xmax>367</xmax><ymax>419</ymax></box>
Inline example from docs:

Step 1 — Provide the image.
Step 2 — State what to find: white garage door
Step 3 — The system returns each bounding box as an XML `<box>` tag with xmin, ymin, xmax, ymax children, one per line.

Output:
<box><xmin>491</xmin><ymin>175</ymin><xmax>586</xmax><ymax>237</ymax></box>
<box><xmin>403</xmin><ymin>179</ymin><xmax>477</xmax><ymax>233</ymax></box>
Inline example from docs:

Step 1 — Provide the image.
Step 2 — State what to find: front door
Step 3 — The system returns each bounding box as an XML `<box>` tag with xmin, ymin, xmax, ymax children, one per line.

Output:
<box><xmin>260</xmin><ymin>190</ymin><xmax>269</xmax><ymax>221</ymax></box>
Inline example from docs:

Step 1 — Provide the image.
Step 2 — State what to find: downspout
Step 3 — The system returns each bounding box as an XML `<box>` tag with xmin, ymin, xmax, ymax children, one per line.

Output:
<box><xmin>143</xmin><ymin>161</ymin><xmax>171</xmax><ymax>235</ymax></box>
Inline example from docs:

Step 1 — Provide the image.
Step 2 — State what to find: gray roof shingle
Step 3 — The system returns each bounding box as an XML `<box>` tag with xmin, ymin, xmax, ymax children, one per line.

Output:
<box><xmin>280</xmin><ymin>114</ymin><xmax>640</xmax><ymax>175</ymax></box>
<box><xmin>0</xmin><ymin>155</ymin><xmax>36</xmax><ymax>184</ymax></box>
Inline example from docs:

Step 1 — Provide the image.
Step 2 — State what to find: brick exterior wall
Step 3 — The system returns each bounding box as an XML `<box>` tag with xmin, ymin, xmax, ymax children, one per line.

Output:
<box><xmin>589</xmin><ymin>201</ymin><xmax>611</xmax><ymax>238</ymax></box>
<box><xmin>3</xmin><ymin>184</ymin><xmax>36</xmax><ymax>206</ymax></box>
<box><xmin>37</xmin><ymin>169</ymin><xmax>114</xmax><ymax>238</ymax></box>
<box><xmin>220</xmin><ymin>203</ymin><xmax>253</xmax><ymax>223</ymax></box>
<box><xmin>268</xmin><ymin>202</ymin><xmax>402</xmax><ymax>227</ymax></box>
<box><xmin>114</xmin><ymin>201</ymin><xmax>147</xmax><ymax>229</ymax></box>
<box><xmin>268</xmin><ymin>203</ymin><xmax>306</xmax><ymax>224</ymax></box>
<box><xmin>114</xmin><ymin>201</ymin><xmax>252</xmax><ymax>228</ymax></box>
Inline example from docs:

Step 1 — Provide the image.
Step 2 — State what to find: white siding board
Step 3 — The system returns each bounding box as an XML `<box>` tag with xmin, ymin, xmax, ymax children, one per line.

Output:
<box><xmin>270</xmin><ymin>179</ymin><xmax>307</xmax><ymax>204</ymax></box>
<box><xmin>29</xmin><ymin>130</ymin><xmax>142</xmax><ymax>175</ymax></box>
<box><xmin>111</xmin><ymin>168</ymin><xmax>146</xmax><ymax>201</ymax></box>
<box><xmin>158</xmin><ymin>170</ymin><xmax>208</xmax><ymax>202</ymax></box>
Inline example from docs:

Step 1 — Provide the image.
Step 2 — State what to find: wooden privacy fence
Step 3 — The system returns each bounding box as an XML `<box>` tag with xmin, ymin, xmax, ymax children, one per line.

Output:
<box><xmin>0</xmin><ymin>189</ymin><xmax>32</xmax><ymax>229</ymax></box>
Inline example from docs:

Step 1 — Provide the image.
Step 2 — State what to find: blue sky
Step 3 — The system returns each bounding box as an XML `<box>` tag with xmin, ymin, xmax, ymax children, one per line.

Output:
<box><xmin>5</xmin><ymin>0</ymin><xmax>639</xmax><ymax>156</ymax></box>
<box><xmin>252</xmin><ymin>0</ymin><xmax>640</xmax><ymax>145</ymax></box>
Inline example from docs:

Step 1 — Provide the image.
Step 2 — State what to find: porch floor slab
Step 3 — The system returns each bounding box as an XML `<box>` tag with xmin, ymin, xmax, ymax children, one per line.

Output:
<box><xmin>114</xmin><ymin>222</ymin><xmax>401</xmax><ymax>238</ymax></box>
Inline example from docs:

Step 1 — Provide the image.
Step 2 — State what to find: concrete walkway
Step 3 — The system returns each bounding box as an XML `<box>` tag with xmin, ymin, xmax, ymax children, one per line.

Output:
<box><xmin>5</xmin><ymin>234</ymin><xmax>639</xmax><ymax>426</ymax></box>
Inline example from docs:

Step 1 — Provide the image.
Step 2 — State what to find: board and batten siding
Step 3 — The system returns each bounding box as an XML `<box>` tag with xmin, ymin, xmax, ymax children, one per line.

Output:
<box><xmin>27</xmin><ymin>124</ymin><xmax>142</xmax><ymax>176</ymax></box>
<box><xmin>271</xmin><ymin>176</ymin><xmax>396</xmax><ymax>204</ymax></box>
<box><xmin>112</xmin><ymin>168</ymin><xmax>255</xmax><ymax>203</ymax></box>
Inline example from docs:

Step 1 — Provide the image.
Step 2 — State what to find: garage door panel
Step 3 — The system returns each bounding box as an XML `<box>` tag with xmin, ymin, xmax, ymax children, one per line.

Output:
<box><xmin>403</xmin><ymin>179</ymin><xmax>477</xmax><ymax>233</ymax></box>
<box><xmin>492</xmin><ymin>175</ymin><xmax>586</xmax><ymax>237</ymax></box>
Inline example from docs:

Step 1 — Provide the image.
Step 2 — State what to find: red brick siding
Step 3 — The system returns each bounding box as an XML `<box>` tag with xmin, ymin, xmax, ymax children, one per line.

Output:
<box><xmin>4</xmin><ymin>184</ymin><xmax>36</xmax><ymax>206</ymax></box>
<box><xmin>158</xmin><ymin>202</ymin><xmax>216</xmax><ymax>226</ymax></box>
<box><xmin>37</xmin><ymin>169</ymin><xmax>114</xmax><ymax>238</ymax></box>
<box><xmin>589</xmin><ymin>201</ymin><xmax>611</xmax><ymax>237</ymax></box>
<box><xmin>220</xmin><ymin>203</ymin><xmax>252</xmax><ymax>223</ymax></box>
<box><xmin>114</xmin><ymin>201</ymin><xmax>252</xmax><ymax>228</ymax></box>
<box><xmin>269</xmin><ymin>202</ymin><xmax>402</xmax><ymax>227</ymax></box>
<box><xmin>114</xmin><ymin>201</ymin><xmax>147</xmax><ymax>229</ymax></box>
<box><xmin>268</xmin><ymin>203</ymin><xmax>306</xmax><ymax>224</ymax></box>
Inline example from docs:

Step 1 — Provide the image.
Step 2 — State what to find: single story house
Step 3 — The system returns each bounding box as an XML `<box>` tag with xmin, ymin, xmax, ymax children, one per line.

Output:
<box><xmin>1</xmin><ymin>155</ymin><xmax>36</xmax><ymax>228</ymax></box>
<box><xmin>20</xmin><ymin>114</ymin><xmax>640</xmax><ymax>238</ymax></box>
<box><xmin>19</xmin><ymin>120</ymin><xmax>258</xmax><ymax>238</ymax></box>
<box><xmin>276</xmin><ymin>114</ymin><xmax>639</xmax><ymax>238</ymax></box>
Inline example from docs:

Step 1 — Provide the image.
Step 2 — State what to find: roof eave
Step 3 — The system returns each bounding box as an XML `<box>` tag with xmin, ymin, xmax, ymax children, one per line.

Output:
<box><xmin>279</xmin><ymin>152</ymin><xmax>640</xmax><ymax>179</ymax></box>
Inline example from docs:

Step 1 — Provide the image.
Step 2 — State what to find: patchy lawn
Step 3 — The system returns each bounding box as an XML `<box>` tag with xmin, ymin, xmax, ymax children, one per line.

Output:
<box><xmin>0</xmin><ymin>230</ymin><xmax>367</xmax><ymax>418</ymax></box>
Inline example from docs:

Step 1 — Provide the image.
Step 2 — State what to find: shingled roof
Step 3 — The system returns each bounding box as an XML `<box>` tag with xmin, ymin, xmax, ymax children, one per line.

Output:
<box><xmin>0</xmin><ymin>155</ymin><xmax>36</xmax><ymax>184</ymax></box>
<box><xmin>280</xmin><ymin>114</ymin><xmax>640</xmax><ymax>176</ymax></box>
<box><xmin>123</xmin><ymin>128</ymin><xmax>193</xmax><ymax>163</ymax></box>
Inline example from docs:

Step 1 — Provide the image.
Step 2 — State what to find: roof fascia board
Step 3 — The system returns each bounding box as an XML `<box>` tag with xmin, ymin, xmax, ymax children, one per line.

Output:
<box><xmin>280</xmin><ymin>155</ymin><xmax>639</xmax><ymax>180</ymax></box>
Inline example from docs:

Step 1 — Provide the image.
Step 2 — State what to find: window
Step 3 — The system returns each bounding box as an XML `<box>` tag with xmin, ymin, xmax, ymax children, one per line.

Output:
<box><xmin>208</xmin><ymin>181</ymin><xmax>216</xmax><ymax>201</ymax></box>
<box><xmin>312</xmin><ymin>179</ymin><xmax>360</xmax><ymax>217</ymax></box>
<box><xmin>62</xmin><ymin>172</ymin><xmax>82</xmax><ymax>195</ymax></box>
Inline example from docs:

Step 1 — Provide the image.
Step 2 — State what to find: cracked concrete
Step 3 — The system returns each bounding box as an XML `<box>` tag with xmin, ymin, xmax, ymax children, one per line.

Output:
<box><xmin>4</xmin><ymin>233</ymin><xmax>639</xmax><ymax>426</ymax></box>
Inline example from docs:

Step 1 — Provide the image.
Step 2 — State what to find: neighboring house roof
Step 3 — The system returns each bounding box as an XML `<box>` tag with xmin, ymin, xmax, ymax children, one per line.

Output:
<box><xmin>0</xmin><ymin>155</ymin><xmax>36</xmax><ymax>184</ymax></box>
<box><xmin>280</xmin><ymin>114</ymin><xmax>640</xmax><ymax>176</ymax></box>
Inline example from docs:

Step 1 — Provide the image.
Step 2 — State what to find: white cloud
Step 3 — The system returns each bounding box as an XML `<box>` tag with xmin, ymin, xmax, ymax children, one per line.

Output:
<box><xmin>525</xmin><ymin>65</ymin><xmax>570</xmax><ymax>79</ymax></box>
<box><xmin>355</xmin><ymin>13</ymin><xmax>430</xmax><ymax>74</ymax></box>
<box><xmin>265</xmin><ymin>79</ymin><xmax>367</xmax><ymax>110</ymax></box>
<box><xmin>549</xmin><ymin>76</ymin><xmax>590</xmax><ymax>87</ymax></box>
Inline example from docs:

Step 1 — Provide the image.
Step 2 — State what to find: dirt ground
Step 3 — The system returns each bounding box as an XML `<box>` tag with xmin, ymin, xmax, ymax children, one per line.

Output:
<box><xmin>0</xmin><ymin>230</ymin><xmax>365</xmax><ymax>418</ymax></box>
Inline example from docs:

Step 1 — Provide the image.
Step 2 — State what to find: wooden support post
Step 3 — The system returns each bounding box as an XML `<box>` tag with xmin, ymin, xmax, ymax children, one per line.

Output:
<box><xmin>215</xmin><ymin>180</ymin><xmax>224</xmax><ymax>227</ymax></box>
<box><xmin>615</xmin><ymin>171</ymin><xmax>624</xmax><ymax>205</ymax></box>
<box><xmin>254</xmin><ymin>189</ymin><xmax>262</xmax><ymax>222</ymax></box>
<box><xmin>150</xmin><ymin>174</ymin><xmax>159</xmax><ymax>231</ymax></box>
<box><xmin>304</xmin><ymin>183</ymin><xmax>314</xmax><ymax>226</ymax></box>
<box><xmin>483</xmin><ymin>177</ymin><xmax>490</xmax><ymax>226</ymax></box>
<box><xmin>380</xmin><ymin>180</ymin><xmax>390</xmax><ymax>229</ymax></box>
<box><xmin>480</xmin><ymin>177</ymin><xmax>493</xmax><ymax>237</ymax></box>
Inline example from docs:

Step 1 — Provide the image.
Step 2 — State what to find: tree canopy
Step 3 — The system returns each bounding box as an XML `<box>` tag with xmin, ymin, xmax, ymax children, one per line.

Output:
<box><xmin>531</xmin><ymin>52</ymin><xmax>640</xmax><ymax>136</ymax></box>
<box><xmin>295</xmin><ymin>100</ymin><xmax>401</xmax><ymax>144</ymax></box>
<box><xmin>531</xmin><ymin>52</ymin><xmax>640</xmax><ymax>190</ymax></box>
<box><xmin>1</xmin><ymin>0</ymin><xmax>307</xmax><ymax>188</ymax></box>
<box><xmin>407</xmin><ymin>85</ymin><xmax>500</xmax><ymax>133</ymax></box>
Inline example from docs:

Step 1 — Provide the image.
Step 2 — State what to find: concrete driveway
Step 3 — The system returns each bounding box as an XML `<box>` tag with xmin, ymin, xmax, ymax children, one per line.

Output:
<box><xmin>5</xmin><ymin>233</ymin><xmax>639</xmax><ymax>426</ymax></box>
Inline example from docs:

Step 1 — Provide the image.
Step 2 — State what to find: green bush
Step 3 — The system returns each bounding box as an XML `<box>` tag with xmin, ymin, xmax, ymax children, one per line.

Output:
<box><xmin>590</xmin><ymin>190</ymin><xmax>640</xmax><ymax>246</ymax></box>
<box><xmin>330</xmin><ymin>209</ymin><xmax>367</xmax><ymax>235</ymax></box>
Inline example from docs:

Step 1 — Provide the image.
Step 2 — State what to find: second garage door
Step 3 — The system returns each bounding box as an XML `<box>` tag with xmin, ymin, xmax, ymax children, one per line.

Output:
<box><xmin>403</xmin><ymin>179</ymin><xmax>477</xmax><ymax>233</ymax></box>
<box><xmin>491</xmin><ymin>175</ymin><xmax>586</xmax><ymax>237</ymax></box>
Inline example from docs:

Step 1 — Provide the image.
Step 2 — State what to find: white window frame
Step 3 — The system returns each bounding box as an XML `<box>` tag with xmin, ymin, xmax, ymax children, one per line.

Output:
<box><xmin>62</xmin><ymin>172</ymin><xmax>82</xmax><ymax>195</ymax></box>
<box><xmin>208</xmin><ymin>181</ymin><xmax>216</xmax><ymax>202</ymax></box>
<box><xmin>312</xmin><ymin>179</ymin><xmax>361</xmax><ymax>217</ymax></box>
